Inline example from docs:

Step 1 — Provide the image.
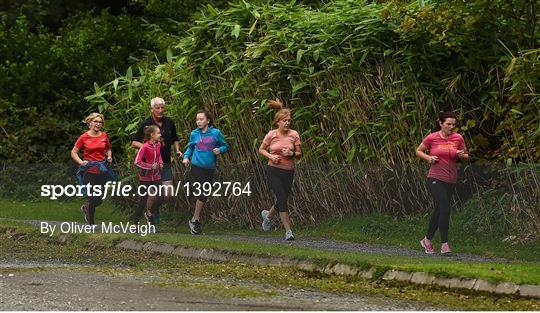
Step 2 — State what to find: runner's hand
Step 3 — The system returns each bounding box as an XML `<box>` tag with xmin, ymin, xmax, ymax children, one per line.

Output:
<box><xmin>182</xmin><ymin>158</ymin><xmax>190</xmax><ymax>166</ymax></box>
<box><xmin>80</xmin><ymin>160</ymin><xmax>88</xmax><ymax>166</ymax></box>
<box><xmin>152</xmin><ymin>162</ymin><xmax>159</xmax><ymax>170</ymax></box>
<box><xmin>213</xmin><ymin>148</ymin><xmax>220</xmax><ymax>155</ymax></box>
<box><xmin>281</xmin><ymin>148</ymin><xmax>293</xmax><ymax>157</ymax></box>
<box><xmin>428</xmin><ymin>156</ymin><xmax>439</xmax><ymax>164</ymax></box>
<box><xmin>270</xmin><ymin>154</ymin><xmax>281</xmax><ymax>164</ymax></box>
<box><xmin>457</xmin><ymin>150</ymin><xmax>465</xmax><ymax>158</ymax></box>
<box><xmin>107</xmin><ymin>156</ymin><xmax>113</xmax><ymax>163</ymax></box>
<box><xmin>176</xmin><ymin>151</ymin><xmax>183</xmax><ymax>159</ymax></box>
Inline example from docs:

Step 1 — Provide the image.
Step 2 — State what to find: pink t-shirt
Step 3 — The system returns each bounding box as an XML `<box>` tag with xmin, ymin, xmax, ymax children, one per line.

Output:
<box><xmin>422</xmin><ymin>131</ymin><xmax>466</xmax><ymax>183</ymax></box>
<box><xmin>263</xmin><ymin>129</ymin><xmax>301</xmax><ymax>171</ymax></box>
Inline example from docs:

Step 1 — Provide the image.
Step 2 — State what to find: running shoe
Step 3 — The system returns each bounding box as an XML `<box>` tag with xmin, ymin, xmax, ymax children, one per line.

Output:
<box><xmin>189</xmin><ymin>219</ymin><xmax>202</xmax><ymax>235</ymax></box>
<box><xmin>440</xmin><ymin>242</ymin><xmax>452</xmax><ymax>255</ymax></box>
<box><xmin>144</xmin><ymin>210</ymin><xmax>154</xmax><ymax>225</ymax></box>
<box><xmin>285</xmin><ymin>229</ymin><xmax>294</xmax><ymax>241</ymax></box>
<box><xmin>420</xmin><ymin>237</ymin><xmax>435</xmax><ymax>254</ymax></box>
<box><xmin>261</xmin><ymin>210</ymin><xmax>272</xmax><ymax>231</ymax></box>
<box><xmin>80</xmin><ymin>203</ymin><xmax>89</xmax><ymax>224</ymax></box>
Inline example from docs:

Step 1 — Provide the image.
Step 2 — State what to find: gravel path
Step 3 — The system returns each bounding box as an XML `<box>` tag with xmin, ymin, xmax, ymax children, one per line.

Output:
<box><xmin>0</xmin><ymin>259</ymin><xmax>446</xmax><ymax>311</ymax></box>
<box><xmin>219</xmin><ymin>234</ymin><xmax>508</xmax><ymax>263</ymax></box>
<box><xmin>10</xmin><ymin>219</ymin><xmax>508</xmax><ymax>263</ymax></box>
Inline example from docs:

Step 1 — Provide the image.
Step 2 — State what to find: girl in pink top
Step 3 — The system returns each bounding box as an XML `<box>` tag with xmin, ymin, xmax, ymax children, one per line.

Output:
<box><xmin>258</xmin><ymin>102</ymin><xmax>302</xmax><ymax>241</ymax></box>
<box><xmin>416</xmin><ymin>112</ymin><xmax>469</xmax><ymax>254</ymax></box>
<box><xmin>134</xmin><ymin>125</ymin><xmax>164</xmax><ymax>225</ymax></box>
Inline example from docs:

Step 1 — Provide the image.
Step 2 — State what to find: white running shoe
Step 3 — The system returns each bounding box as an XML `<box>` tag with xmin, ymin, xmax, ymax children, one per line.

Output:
<box><xmin>261</xmin><ymin>210</ymin><xmax>272</xmax><ymax>231</ymax></box>
<box><xmin>285</xmin><ymin>229</ymin><xmax>294</xmax><ymax>241</ymax></box>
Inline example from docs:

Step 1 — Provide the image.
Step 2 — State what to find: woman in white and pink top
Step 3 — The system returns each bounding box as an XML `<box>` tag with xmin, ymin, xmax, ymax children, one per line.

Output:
<box><xmin>416</xmin><ymin>112</ymin><xmax>469</xmax><ymax>255</ymax></box>
<box><xmin>258</xmin><ymin>101</ymin><xmax>302</xmax><ymax>241</ymax></box>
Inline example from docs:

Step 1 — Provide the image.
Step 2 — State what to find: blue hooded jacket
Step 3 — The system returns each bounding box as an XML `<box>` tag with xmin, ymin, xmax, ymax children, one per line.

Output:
<box><xmin>75</xmin><ymin>160</ymin><xmax>117</xmax><ymax>196</ymax></box>
<box><xmin>183</xmin><ymin>126</ymin><xmax>228</xmax><ymax>169</ymax></box>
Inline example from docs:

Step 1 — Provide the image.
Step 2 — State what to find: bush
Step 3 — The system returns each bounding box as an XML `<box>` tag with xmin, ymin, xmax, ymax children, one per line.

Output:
<box><xmin>83</xmin><ymin>0</ymin><xmax>539</xmax><ymax>229</ymax></box>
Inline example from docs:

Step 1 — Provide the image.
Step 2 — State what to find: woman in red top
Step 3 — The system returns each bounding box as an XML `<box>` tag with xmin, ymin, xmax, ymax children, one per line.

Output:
<box><xmin>71</xmin><ymin>113</ymin><xmax>112</xmax><ymax>225</ymax></box>
<box><xmin>416</xmin><ymin>112</ymin><xmax>469</xmax><ymax>254</ymax></box>
<box><xmin>259</xmin><ymin>100</ymin><xmax>302</xmax><ymax>241</ymax></box>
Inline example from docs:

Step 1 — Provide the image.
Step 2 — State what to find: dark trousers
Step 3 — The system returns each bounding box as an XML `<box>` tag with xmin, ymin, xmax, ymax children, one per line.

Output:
<box><xmin>190</xmin><ymin>165</ymin><xmax>215</xmax><ymax>203</ymax></box>
<box><xmin>426</xmin><ymin>178</ymin><xmax>455</xmax><ymax>243</ymax></box>
<box><xmin>83</xmin><ymin>172</ymin><xmax>108</xmax><ymax>225</ymax></box>
<box><xmin>266</xmin><ymin>165</ymin><xmax>294</xmax><ymax>213</ymax></box>
<box><xmin>134</xmin><ymin>180</ymin><xmax>163</xmax><ymax>224</ymax></box>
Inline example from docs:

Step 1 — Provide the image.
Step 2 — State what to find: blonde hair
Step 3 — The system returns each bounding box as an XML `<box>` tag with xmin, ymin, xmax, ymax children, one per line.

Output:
<box><xmin>150</xmin><ymin>97</ymin><xmax>165</xmax><ymax>108</ymax></box>
<box><xmin>84</xmin><ymin>113</ymin><xmax>105</xmax><ymax>126</ymax></box>
<box><xmin>273</xmin><ymin>108</ymin><xmax>291</xmax><ymax>126</ymax></box>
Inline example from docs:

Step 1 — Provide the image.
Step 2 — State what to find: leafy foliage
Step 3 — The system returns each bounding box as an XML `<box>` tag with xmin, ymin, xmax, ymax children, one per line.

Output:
<box><xmin>85</xmin><ymin>0</ymin><xmax>538</xmax><ymax>230</ymax></box>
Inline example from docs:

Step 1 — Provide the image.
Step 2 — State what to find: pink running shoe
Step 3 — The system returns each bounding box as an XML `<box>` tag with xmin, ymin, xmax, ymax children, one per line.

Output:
<box><xmin>80</xmin><ymin>203</ymin><xmax>89</xmax><ymax>224</ymax></box>
<box><xmin>440</xmin><ymin>242</ymin><xmax>452</xmax><ymax>254</ymax></box>
<box><xmin>420</xmin><ymin>237</ymin><xmax>435</xmax><ymax>254</ymax></box>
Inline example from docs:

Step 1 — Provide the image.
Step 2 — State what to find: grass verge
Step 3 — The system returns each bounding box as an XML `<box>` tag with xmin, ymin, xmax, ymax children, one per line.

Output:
<box><xmin>0</xmin><ymin>198</ymin><xmax>538</xmax><ymax>286</ymax></box>
<box><xmin>0</xmin><ymin>226</ymin><xmax>539</xmax><ymax>310</ymax></box>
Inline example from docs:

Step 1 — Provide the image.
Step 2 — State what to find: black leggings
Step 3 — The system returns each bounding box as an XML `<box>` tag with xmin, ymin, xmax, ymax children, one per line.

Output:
<box><xmin>134</xmin><ymin>180</ymin><xmax>163</xmax><ymax>224</ymax></box>
<box><xmin>266</xmin><ymin>165</ymin><xmax>294</xmax><ymax>213</ymax></box>
<box><xmin>426</xmin><ymin>178</ymin><xmax>455</xmax><ymax>243</ymax></box>
<box><xmin>190</xmin><ymin>165</ymin><xmax>215</xmax><ymax>203</ymax></box>
<box><xmin>83</xmin><ymin>172</ymin><xmax>108</xmax><ymax>225</ymax></box>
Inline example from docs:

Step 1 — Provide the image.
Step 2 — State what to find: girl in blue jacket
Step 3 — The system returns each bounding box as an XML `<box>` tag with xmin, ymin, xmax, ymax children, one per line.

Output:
<box><xmin>182</xmin><ymin>110</ymin><xmax>229</xmax><ymax>234</ymax></box>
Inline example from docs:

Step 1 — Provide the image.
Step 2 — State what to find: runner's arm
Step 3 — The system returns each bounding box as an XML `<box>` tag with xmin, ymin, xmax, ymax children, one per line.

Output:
<box><xmin>173</xmin><ymin>140</ymin><xmax>182</xmax><ymax>157</ymax></box>
<box><xmin>134</xmin><ymin>146</ymin><xmax>153</xmax><ymax>169</ymax></box>
<box><xmin>416</xmin><ymin>143</ymin><xmax>434</xmax><ymax>162</ymax></box>
<box><xmin>258</xmin><ymin>142</ymin><xmax>273</xmax><ymax>159</ymax></box>
<box><xmin>71</xmin><ymin>146</ymin><xmax>85</xmax><ymax>165</ymax></box>
<box><xmin>217</xmin><ymin>131</ymin><xmax>229</xmax><ymax>154</ymax></box>
<box><xmin>132</xmin><ymin>140</ymin><xmax>143</xmax><ymax>149</ymax></box>
<box><xmin>132</xmin><ymin>122</ymin><xmax>145</xmax><ymax>149</ymax></box>
<box><xmin>183</xmin><ymin>133</ymin><xmax>196</xmax><ymax>160</ymax></box>
<box><xmin>293</xmin><ymin>144</ymin><xmax>302</xmax><ymax>159</ymax></box>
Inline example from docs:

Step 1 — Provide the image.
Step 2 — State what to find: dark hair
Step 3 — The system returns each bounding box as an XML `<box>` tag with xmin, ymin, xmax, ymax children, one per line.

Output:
<box><xmin>436</xmin><ymin>111</ymin><xmax>457</xmax><ymax>130</ymax></box>
<box><xmin>196</xmin><ymin>110</ymin><xmax>215</xmax><ymax>126</ymax></box>
<box><xmin>438</xmin><ymin>111</ymin><xmax>457</xmax><ymax>123</ymax></box>
<box><xmin>144</xmin><ymin>125</ymin><xmax>159</xmax><ymax>141</ymax></box>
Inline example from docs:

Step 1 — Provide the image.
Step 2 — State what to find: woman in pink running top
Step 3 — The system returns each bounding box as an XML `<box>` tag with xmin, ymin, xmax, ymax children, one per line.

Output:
<box><xmin>416</xmin><ymin>112</ymin><xmax>469</xmax><ymax>255</ymax></box>
<box><xmin>259</xmin><ymin>102</ymin><xmax>302</xmax><ymax>241</ymax></box>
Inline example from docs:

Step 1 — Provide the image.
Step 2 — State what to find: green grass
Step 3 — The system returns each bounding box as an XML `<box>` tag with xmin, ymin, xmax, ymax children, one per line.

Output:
<box><xmin>1</xmin><ymin>228</ymin><xmax>538</xmax><ymax>310</ymax></box>
<box><xmin>1</xmin><ymin>218</ymin><xmax>538</xmax><ymax>286</ymax></box>
<box><xmin>145</xmin><ymin>233</ymin><xmax>540</xmax><ymax>285</ymax></box>
<box><xmin>1</xmin><ymin>198</ymin><xmax>539</xmax><ymax>286</ymax></box>
<box><xmin>300</xmin><ymin>212</ymin><xmax>540</xmax><ymax>262</ymax></box>
<box><xmin>0</xmin><ymin>198</ymin><xmax>126</xmax><ymax>223</ymax></box>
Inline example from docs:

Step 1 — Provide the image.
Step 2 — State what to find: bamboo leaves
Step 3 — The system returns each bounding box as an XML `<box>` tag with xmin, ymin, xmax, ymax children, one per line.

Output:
<box><xmin>232</xmin><ymin>24</ymin><xmax>241</xmax><ymax>39</ymax></box>
<box><xmin>87</xmin><ymin>0</ymin><xmax>540</xmax><ymax>171</ymax></box>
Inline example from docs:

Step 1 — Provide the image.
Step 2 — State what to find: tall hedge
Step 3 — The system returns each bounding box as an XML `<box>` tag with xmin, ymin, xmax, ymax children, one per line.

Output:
<box><xmin>85</xmin><ymin>0</ymin><xmax>539</xmax><ymax>233</ymax></box>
